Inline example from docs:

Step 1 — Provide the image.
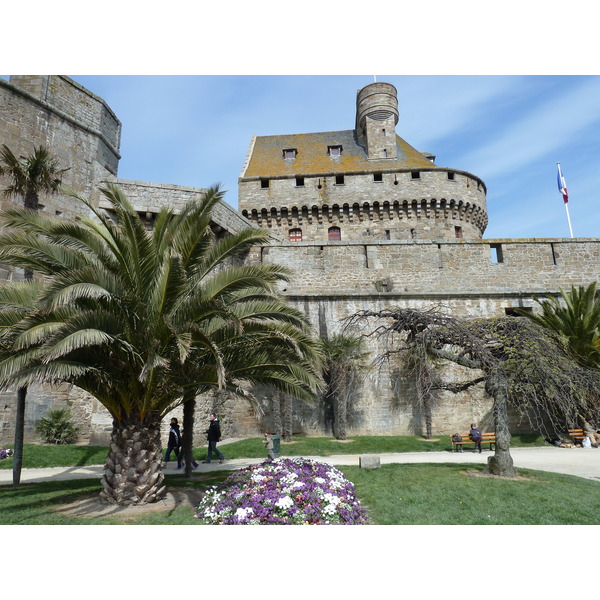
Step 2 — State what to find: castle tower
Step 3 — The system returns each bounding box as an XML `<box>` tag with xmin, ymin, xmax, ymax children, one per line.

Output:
<box><xmin>238</xmin><ymin>81</ymin><xmax>488</xmax><ymax>243</ymax></box>
<box><xmin>0</xmin><ymin>75</ymin><xmax>122</xmax><ymax>220</ymax></box>
<box><xmin>355</xmin><ymin>81</ymin><xmax>399</xmax><ymax>160</ymax></box>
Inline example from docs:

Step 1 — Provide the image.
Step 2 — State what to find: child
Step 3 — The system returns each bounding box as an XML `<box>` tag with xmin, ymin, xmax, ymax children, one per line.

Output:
<box><xmin>263</xmin><ymin>432</ymin><xmax>275</xmax><ymax>460</ymax></box>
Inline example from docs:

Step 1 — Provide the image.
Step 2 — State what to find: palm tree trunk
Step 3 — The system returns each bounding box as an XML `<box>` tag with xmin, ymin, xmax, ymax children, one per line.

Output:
<box><xmin>182</xmin><ymin>394</ymin><xmax>195</xmax><ymax>478</ymax></box>
<box><xmin>483</xmin><ymin>370</ymin><xmax>516</xmax><ymax>477</ymax></box>
<box><xmin>272</xmin><ymin>390</ymin><xmax>282</xmax><ymax>436</ymax></box>
<box><xmin>13</xmin><ymin>259</ymin><xmax>34</xmax><ymax>485</ymax></box>
<box><xmin>335</xmin><ymin>379</ymin><xmax>348</xmax><ymax>441</ymax></box>
<box><xmin>12</xmin><ymin>387</ymin><xmax>26</xmax><ymax>486</ymax></box>
<box><xmin>283</xmin><ymin>394</ymin><xmax>293</xmax><ymax>442</ymax></box>
<box><xmin>100</xmin><ymin>417</ymin><xmax>165</xmax><ymax>505</ymax></box>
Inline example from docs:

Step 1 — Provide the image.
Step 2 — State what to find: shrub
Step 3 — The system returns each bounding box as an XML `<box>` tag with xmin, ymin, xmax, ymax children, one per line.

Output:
<box><xmin>195</xmin><ymin>457</ymin><xmax>367</xmax><ymax>525</ymax></box>
<box><xmin>35</xmin><ymin>408</ymin><xmax>79</xmax><ymax>445</ymax></box>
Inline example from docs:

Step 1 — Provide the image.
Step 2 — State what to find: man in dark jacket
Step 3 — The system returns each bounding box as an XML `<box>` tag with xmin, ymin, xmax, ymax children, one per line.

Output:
<box><xmin>163</xmin><ymin>417</ymin><xmax>181</xmax><ymax>467</ymax></box>
<box><xmin>203</xmin><ymin>413</ymin><xmax>225</xmax><ymax>464</ymax></box>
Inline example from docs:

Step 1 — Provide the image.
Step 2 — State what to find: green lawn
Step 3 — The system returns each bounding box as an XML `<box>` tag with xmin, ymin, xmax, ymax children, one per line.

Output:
<box><xmin>0</xmin><ymin>434</ymin><xmax>547</xmax><ymax>469</ymax></box>
<box><xmin>0</xmin><ymin>463</ymin><xmax>598</xmax><ymax>525</ymax></box>
<box><xmin>218</xmin><ymin>433</ymin><xmax>546</xmax><ymax>459</ymax></box>
<box><xmin>3</xmin><ymin>434</ymin><xmax>594</xmax><ymax>525</ymax></box>
<box><xmin>345</xmin><ymin>463</ymin><xmax>600</xmax><ymax>525</ymax></box>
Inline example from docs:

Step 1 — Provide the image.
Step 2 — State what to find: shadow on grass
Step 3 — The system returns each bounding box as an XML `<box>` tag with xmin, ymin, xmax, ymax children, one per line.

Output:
<box><xmin>0</xmin><ymin>471</ymin><xmax>232</xmax><ymax>525</ymax></box>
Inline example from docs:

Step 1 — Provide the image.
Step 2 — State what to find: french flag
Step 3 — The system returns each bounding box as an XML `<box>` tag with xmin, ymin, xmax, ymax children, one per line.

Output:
<box><xmin>557</xmin><ymin>163</ymin><xmax>569</xmax><ymax>204</ymax></box>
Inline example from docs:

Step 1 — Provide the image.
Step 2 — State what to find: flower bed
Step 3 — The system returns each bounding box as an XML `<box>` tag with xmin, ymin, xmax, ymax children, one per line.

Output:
<box><xmin>195</xmin><ymin>457</ymin><xmax>367</xmax><ymax>525</ymax></box>
<box><xmin>0</xmin><ymin>449</ymin><xmax>13</xmax><ymax>460</ymax></box>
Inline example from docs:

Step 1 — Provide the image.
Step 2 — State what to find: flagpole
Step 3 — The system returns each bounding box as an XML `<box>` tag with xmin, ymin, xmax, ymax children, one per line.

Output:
<box><xmin>564</xmin><ymin>202</ymin><xmax>574</xmax><ymax>238</ymax></box>
<box><xmin>556</xmin><ymin>162</ymin><xmax>574</xmax><ymax>238</ymax></box>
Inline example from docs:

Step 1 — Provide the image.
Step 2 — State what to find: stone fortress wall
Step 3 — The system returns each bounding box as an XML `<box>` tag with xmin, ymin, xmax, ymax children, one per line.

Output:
<box><xmin>1</xmin><ymin>75</ymin><xmax>600</xmax><ymax>445</ymax></box>
<box><xmin>258</xmin><ymin>237</ymin><xmax>600</xmax><ymax>297</ymax></box>
<box><xmin>239</xmin><ymin>168</ymin><xmax>488</xmax><ymax>242</ymax></box>
<box><xmin>0</xmin><ymin>75</ymin><xmax>121</xmax><ymax>216</ymax></box>
<box><xmin>0</xmin><ymin>76</ymin><xmax>255</xmax><ymax>446</ymax></box>
<box><xmin>243</xmin><ymin>236</ymin><xmax>600</xmax><ymax>438</ymax></box>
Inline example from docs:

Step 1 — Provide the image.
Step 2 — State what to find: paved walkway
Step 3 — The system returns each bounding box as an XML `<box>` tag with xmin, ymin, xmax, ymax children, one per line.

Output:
<box><xmin>1</xmin><ymin>446</ymin><xmax>599</xmax><ymax>485</ymax></box>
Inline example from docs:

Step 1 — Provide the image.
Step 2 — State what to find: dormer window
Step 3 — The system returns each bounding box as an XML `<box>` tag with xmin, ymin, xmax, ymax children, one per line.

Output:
<box><xmin>328</xmin><ymin>145</ymin><xmax>342</xmax><ymax>157</ymax></box>
<box><xmin>283</xmin><ymin>148</ymin><xmax>297</xmax><ymax>159</ymax></box>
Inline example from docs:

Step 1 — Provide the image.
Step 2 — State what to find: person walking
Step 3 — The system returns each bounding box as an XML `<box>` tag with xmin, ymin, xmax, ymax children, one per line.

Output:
<box><xmin>203</xmin><ymin>413</ymin><xmax>225</xmax><ymax>464</ymax></box>
<box><xmin>470</xmin><ymin>423</ymin><xmax>483</xmax><ymax>453</ymax></box>
<box><xmin>164</xmin><ymin>417</ymin><xmax>181</xmax><ymax>467</ymax></box>
<box><xmin>264</xmin><ymin>431</ymin><xmax>275</xmax><ymax>460</ymax></box>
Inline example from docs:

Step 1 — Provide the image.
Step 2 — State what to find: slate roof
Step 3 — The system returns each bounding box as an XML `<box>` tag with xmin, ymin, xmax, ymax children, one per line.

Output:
<box><xmin>240</xmin><ymin>130</ymin><xmax>437</xmax><ymax>179</ymax></box>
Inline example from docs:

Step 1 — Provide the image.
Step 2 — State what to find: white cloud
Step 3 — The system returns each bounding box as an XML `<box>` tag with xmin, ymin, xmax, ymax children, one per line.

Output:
<box><xmin>459</xmin><ymin>77</ymin><xmax>600</xmax><ymax>179</ymax></box>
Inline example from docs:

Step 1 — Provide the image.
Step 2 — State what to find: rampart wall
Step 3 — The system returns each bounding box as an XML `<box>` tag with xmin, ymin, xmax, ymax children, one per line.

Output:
<box><xmin>256</xmin><ymin>237</ymin><xmax>600</xmax><ymax>298</ymax></box>
<box><xmin>113</xmin><ymin>179</ymin><xmax>254</xmax><ymax>235</ymax></box>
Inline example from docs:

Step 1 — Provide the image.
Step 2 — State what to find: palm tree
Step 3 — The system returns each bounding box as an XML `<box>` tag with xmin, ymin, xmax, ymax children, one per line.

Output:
<box><xmin>519</xmin><ymin>282</ymin><xmax>600</xmax><ymax>368</ymax></box>
<box><xmin>321</xmin><ymin>334</ymin><xmax>369</xmax><ymax>440</ymax></box>
<box><xmin>0</xmin><ymin>183</ymin><xmax>322</xmax><ymax>505</ymax></box>
<box><xmin>0</xmin><ymin>145</ymin><xmax>67</xmax><ymax>486</ymax></box>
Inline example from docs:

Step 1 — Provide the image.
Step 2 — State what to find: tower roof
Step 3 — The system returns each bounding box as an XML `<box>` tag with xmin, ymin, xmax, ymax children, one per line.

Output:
<box><xmin>240</xmin><ymin>129</ymin><xmax>437</xmax><ymax>179</ymax></box>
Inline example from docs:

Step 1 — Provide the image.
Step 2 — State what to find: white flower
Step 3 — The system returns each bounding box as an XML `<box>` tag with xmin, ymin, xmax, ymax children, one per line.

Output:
<box><xmin>323</xmin><ymin>493</ymin><xmax>340</xmax><ymax>505</ymax></box>
<box><xmin>275</xmin><ymin>496</ymin><xmax>294</xmax><ymax>510</ymax></box>
<box><xmin>235</xmin><ymin>507</ymin><xmax>254</xmax><ymax>521</ymax></box>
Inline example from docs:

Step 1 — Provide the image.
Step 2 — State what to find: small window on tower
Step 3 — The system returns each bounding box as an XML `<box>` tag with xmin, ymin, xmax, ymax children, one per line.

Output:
<box><xmin>455</xmin><ymin>226</ymin><xmax>463</xmax><ymax>238</ymax></box>
<box><xmin>283</xmin><ymin>148</ymin><xmax>297</xmax><ymax>159</ymax></box>
<box><xmin>260</xmin><ymin>178</ymin><xmax>269</xmax><ymax>189</ymax></box>
<box><xmin>328</xmin><ymin>226</ymin><xmax>341</xmax><ymax>241</ymax></box>
<box><xmin>448</xmin><ymin>171</ymin><xmax>455</xmax><ymax>180</ymax></box>
<box><xmin>295</xmin><ymin>176</ymin><xmax>305</xmax><ymax>187</ymax></box>
<box><xmin>328</xmin><ymin>145</ymin><xmax>342</xmax><ymax>157</ymax></box>
<box><xmin>374</xmin><ymin>173</ymin><xmax>383</xmax><ymax>182</ymax></box>
<box><xmin>335</xmin><ymin>175</ymin><xmax>345</xmax><ymax>185</ymax></box>
<box><xmin>411</xmin><ymin>171</ymin><xmax>420</xmax><ymax>179</ymax></box>
<box><xmin>289</xmin><ymin>228</ymin><xmax>302</xmax><ymax>242</ymax></box>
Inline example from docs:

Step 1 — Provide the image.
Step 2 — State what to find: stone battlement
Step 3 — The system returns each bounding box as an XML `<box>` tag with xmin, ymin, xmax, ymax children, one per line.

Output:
<box><xmin>255</xmin><ymin>236</ymin><xmax>598</xmax><ymax>300</ymax></box>
<box><xmin>240</xmin><ymin>168</ymin><xmax>487</xmax><ymax>241</ymax></box>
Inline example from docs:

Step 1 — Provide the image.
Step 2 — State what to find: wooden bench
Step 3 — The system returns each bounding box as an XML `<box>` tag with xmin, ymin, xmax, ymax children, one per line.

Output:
<box><xmin>450</xmin><ymin>432</ymin><xmax>496</xmax><ymax>451</ymax></box>
<box><xmin>567</xmin><ymin>429</ymin><xmax>586</xmax><ymax>443</ymax></box>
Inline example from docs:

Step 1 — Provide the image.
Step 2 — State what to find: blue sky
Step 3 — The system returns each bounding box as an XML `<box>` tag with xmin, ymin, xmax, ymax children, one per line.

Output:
<box><xmin>6</xmin><ymin>74</ymin><xmax>595</xmax><ymax>240</ymax></box>
<box><xmin>2</xmin><ymin>2</ymin><xmax>599</xmax><ymax>244</ymax></box>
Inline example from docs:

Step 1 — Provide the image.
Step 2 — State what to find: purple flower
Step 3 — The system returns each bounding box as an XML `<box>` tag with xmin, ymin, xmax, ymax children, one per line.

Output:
<box><xmin>195</xmin><ymin>457</ymin><xmax>367</xmax><ymax>525</ymax></box>
<box><xmin>0</xmin><ymin>449</ymin><xmax>14</xmax><ymax>460</ymax></box>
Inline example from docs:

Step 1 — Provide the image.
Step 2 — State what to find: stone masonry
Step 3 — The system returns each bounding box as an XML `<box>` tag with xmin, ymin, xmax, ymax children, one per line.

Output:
<box><xmin>1</xmin><ymin>76</ymin><xmax>599</xmax><ymax>447</ymax></box>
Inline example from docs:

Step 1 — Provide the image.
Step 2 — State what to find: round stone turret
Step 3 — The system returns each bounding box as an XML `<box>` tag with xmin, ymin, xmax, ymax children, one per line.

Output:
<box><xmin>355</xmin><ymin>82</ymin><xmax>399</xmax><ymax>157</ymax></box>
